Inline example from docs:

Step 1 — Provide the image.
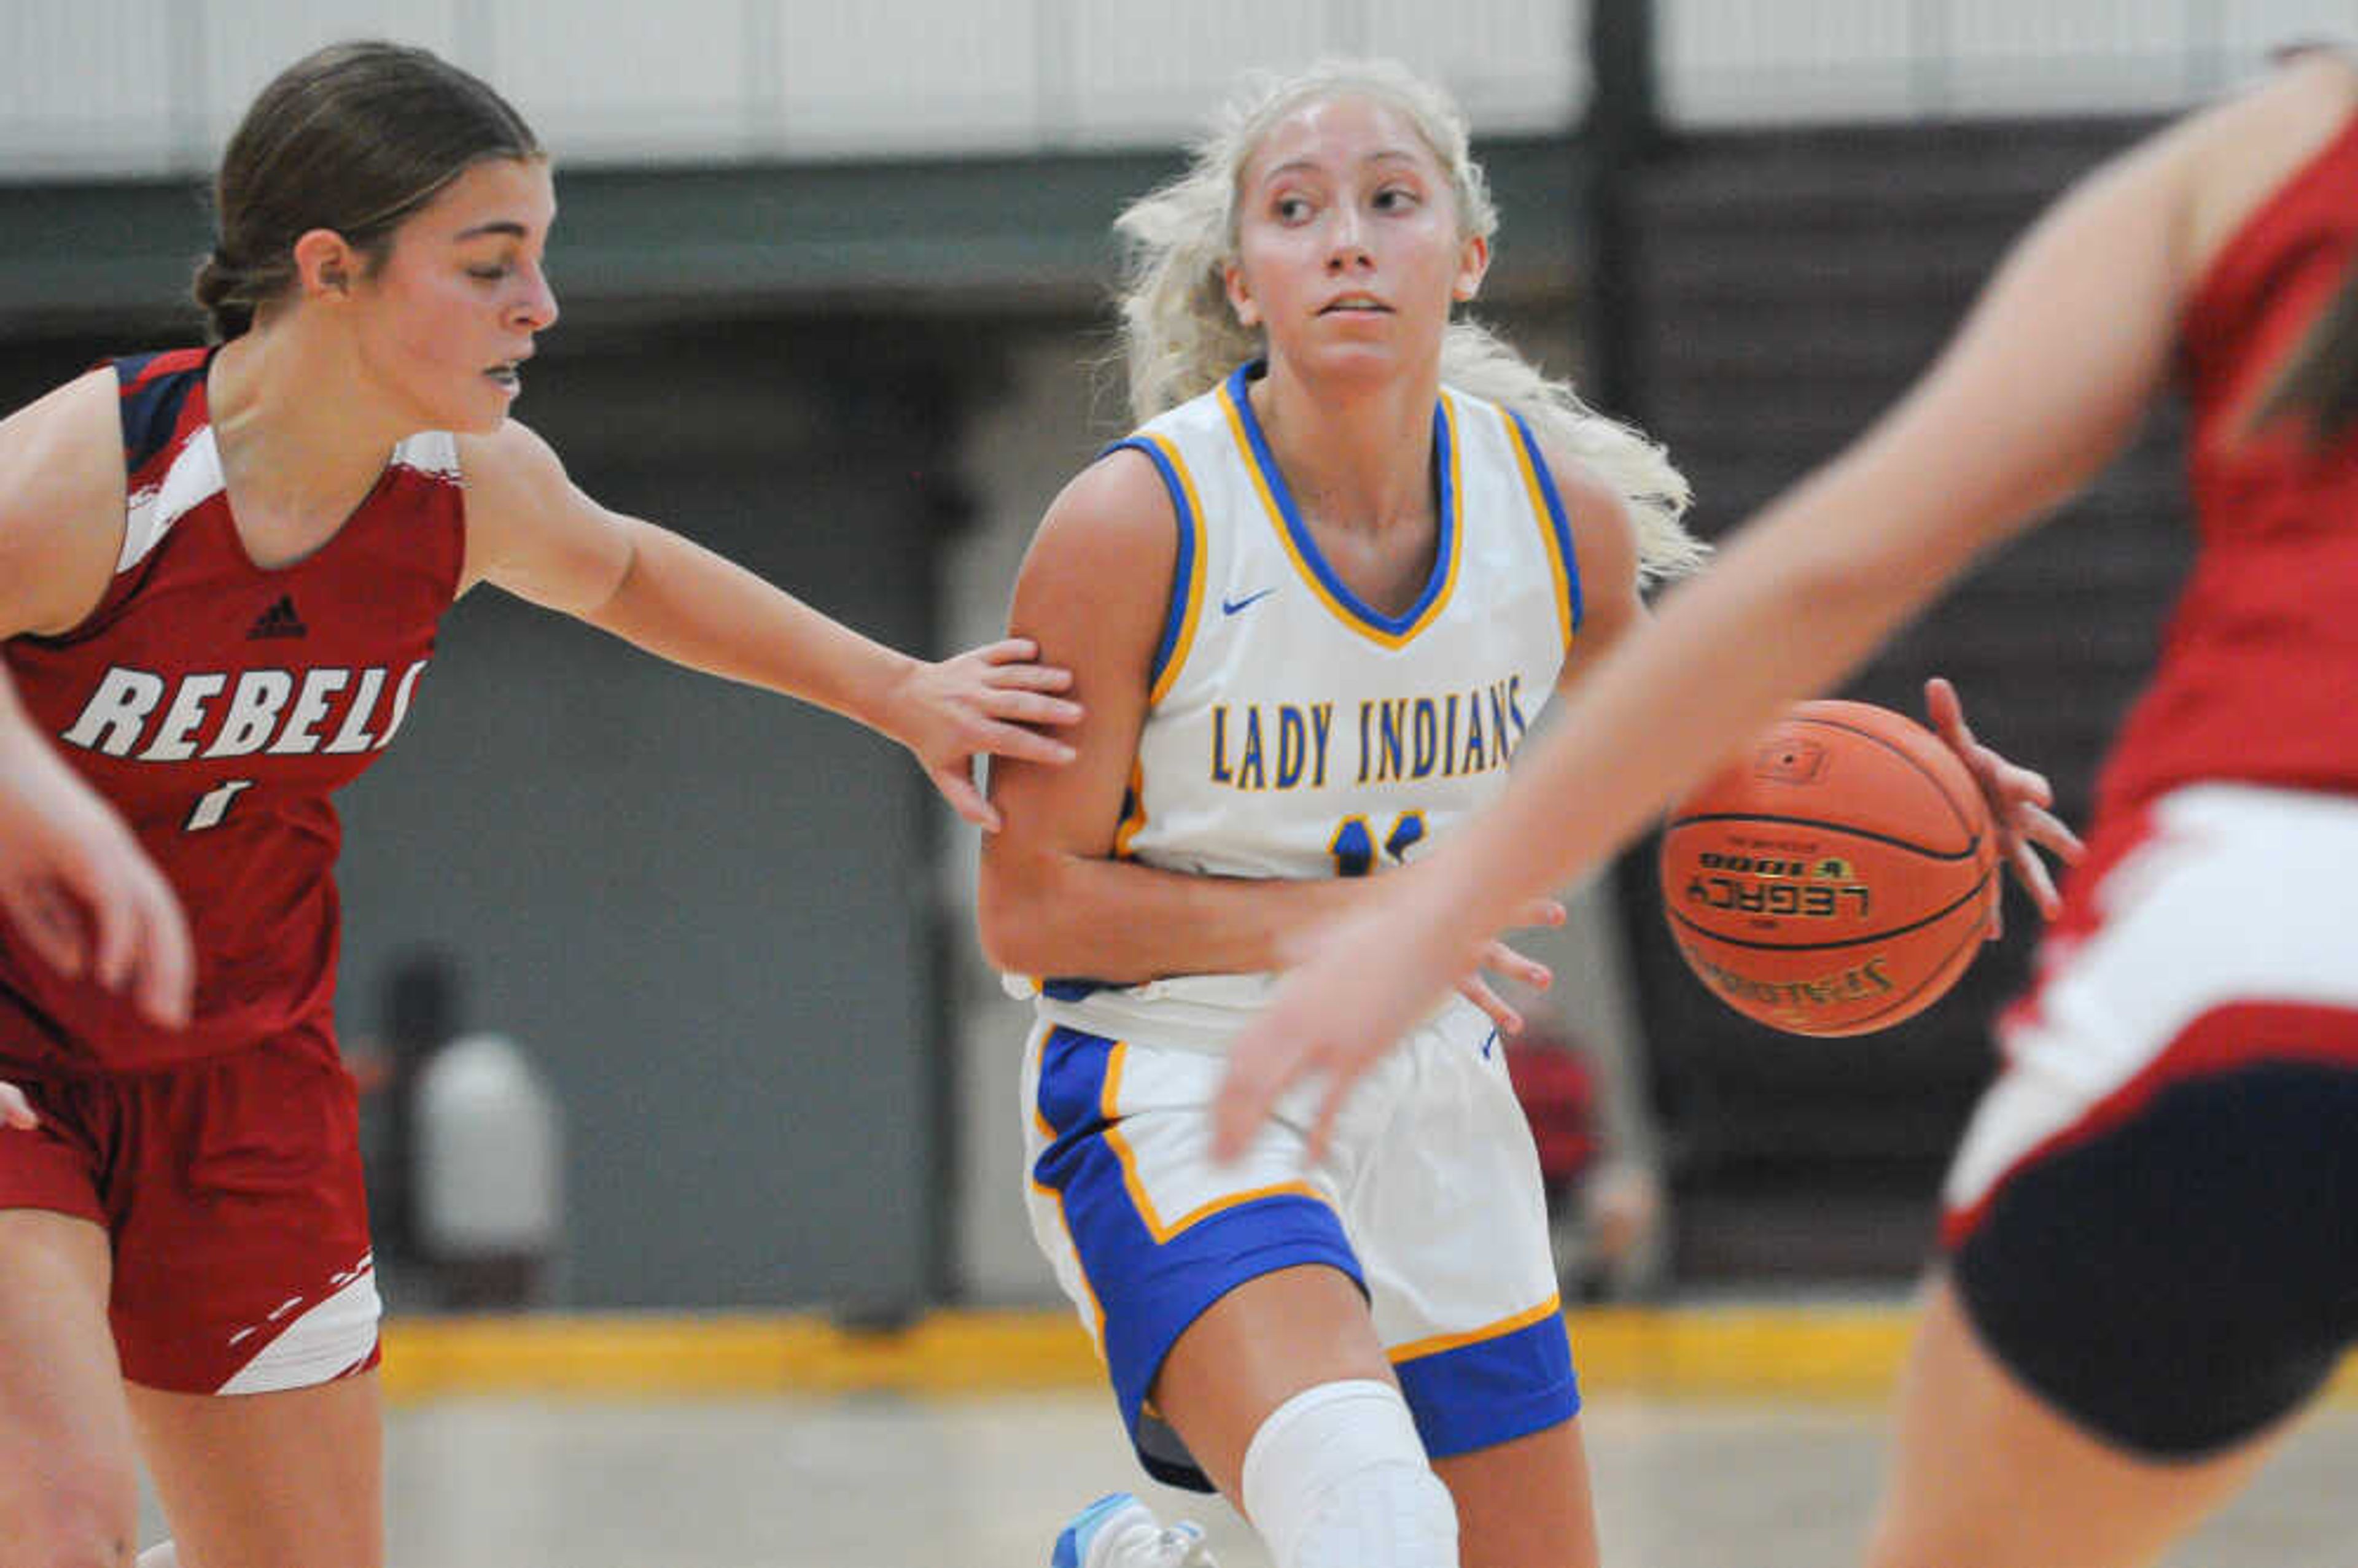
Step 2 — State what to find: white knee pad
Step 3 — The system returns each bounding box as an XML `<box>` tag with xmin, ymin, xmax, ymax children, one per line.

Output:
<box><xmin>1239</xmin><ymin>1379</ymin><xmax>1458</xmax><ymax>1568</ymax></box>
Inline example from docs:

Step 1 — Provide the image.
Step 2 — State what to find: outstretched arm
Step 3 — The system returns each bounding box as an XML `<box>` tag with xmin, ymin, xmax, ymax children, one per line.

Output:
<box><xmin>0</xmin><ymin>368</ymin><xmax>193</xmax><ymax>1037</ymax></box>
<box><xmin>456</xmin><ymin>421</ymin><xmax>1080</xmax><ymax>829</ymax></box>
<box><xmin>1215</xmin><ymin>74</ymin><xmax>2223</xmax><ymax>1157</ymax></box>
<box><xmin>0</xmin><ymin>678</ymin><xmax>193</xmax><ymax>1036</ymax></box>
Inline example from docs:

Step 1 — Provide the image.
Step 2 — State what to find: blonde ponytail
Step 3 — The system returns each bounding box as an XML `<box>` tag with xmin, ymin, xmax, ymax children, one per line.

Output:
<box><xmin>1441</xmin><ymin>322</ymin><xmax>1702</xmax><ymax>583</ymax></box>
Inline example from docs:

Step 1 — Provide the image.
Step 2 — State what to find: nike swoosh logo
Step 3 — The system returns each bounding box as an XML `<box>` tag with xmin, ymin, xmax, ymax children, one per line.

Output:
<box><xmin>1221</xmin><ymin>588</ymin><xmax>1277</xmax><ymax>616</ymax></box>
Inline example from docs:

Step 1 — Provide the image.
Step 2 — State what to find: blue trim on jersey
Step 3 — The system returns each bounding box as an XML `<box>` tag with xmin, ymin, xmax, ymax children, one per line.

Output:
<box><xmin>1032</xmin><ymin>1025</ymin><xmax>1364</xmax><ymax>1492</ymax></box>
<box><xmin>1105</xmin><ymin>437</ymin><xmax>1199</xmax><ymax>696</ymax></box>
<box><xmin>1393</xmin><ymin>1310</ymin><xmax>1581</xmax><ymax>1459</ymax></box>
<box><xmin>1223</xmin><ymin>362</ymin><xmax>1456</xmax><ymax>639</ymax></box>
<box><xmin>114</xmin><ymin>351</ymin><xmax>203</xmax><ymax>475</ymax></box>
<box><xmin>1503</xmin><ymin>407</ymin><xmax>1583</xmax><ymax>632</ymax></box>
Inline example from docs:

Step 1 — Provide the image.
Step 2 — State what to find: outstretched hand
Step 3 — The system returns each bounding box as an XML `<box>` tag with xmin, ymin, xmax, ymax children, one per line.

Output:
<box><xmin>1923</xmin><ymin>677</ymin><xmax>2085</xmax><ymax>935</ymax></box>
<box><xmin>892</xmin><ymin>637</ymin><xmax>1082</xmax><ymax>831</ymax></box>
<box><xmin>0</xmin><ymin>731</ymin><xmax>193</xmax><ymax>1029</ymax></box>
<box><xmin>1436</xmin><ymin>899</ymin><xmax>1564</xmax><ymax>1038</ymax></box>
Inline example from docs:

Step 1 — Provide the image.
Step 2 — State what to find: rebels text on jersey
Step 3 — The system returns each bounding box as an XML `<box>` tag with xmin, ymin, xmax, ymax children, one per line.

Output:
<box><xmin>1</xmin><ymin>348</ymin><xmax>465</xmax><ymax>1069</ymax></box>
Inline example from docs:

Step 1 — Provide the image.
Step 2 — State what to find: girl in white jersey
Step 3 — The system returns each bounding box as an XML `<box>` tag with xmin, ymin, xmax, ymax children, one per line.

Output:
<box><xmin>978</xmin><ymin>62</ymin><xmax>1694</xmax><ymax>1568</ymax></box>
<box><xmin>982</xmin><ymin>58</ymin><xmax>2053</xmax><ymax>1568</ymax></box>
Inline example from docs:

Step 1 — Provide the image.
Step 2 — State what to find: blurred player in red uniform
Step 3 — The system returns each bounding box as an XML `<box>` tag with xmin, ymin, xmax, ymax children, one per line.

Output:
<box><xmin>1224</xmin><ymin>45</ymin><xmax>2358</xmax><ymax>1568</ymax></box>
<box><xmin>0</xmin><ymin>40</ymin><xmax>1076</xmax><ymax>1568</ymax></box>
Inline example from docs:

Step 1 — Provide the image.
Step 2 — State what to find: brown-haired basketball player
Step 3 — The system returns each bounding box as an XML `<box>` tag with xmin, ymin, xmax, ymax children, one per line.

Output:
<box><xmin>0</xmin><ymin>39</ymin><xmax>1076</xmax><ymax>1568</ymax></box>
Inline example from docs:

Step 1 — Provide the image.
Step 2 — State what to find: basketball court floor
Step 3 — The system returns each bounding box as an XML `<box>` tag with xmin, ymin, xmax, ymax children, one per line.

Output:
<box><xmin>144</xmin><ymin>1386</ymin><xmax>2358</xmax><ymax>1566</ymax></box>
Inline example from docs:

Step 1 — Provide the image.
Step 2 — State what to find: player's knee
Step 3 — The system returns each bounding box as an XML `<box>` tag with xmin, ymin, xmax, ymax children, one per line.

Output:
<box><xmin>5</xmin><ymin>1463</ymin><xmax>141</xmax><ymax>1568</ymax></box>
<box><xmin>1239</xmin><ymin>1379</ymin><xmax>1458</xmax><ymax>1568</ymax></box>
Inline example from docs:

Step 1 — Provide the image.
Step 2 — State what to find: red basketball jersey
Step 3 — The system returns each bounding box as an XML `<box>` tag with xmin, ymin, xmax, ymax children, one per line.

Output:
<box><xmin>1</xmin><ymin>347</ymin><xmax>464</xmax><ymax>1069</ymax></box>
<box><xmin>2093</xmin><ymin>111</ymin><xmax>2358</xmax><ymax>830</ymax></box>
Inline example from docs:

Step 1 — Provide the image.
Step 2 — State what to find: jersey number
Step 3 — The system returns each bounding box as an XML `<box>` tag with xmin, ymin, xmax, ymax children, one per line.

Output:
<box><xmin>1329</xmin><ymin>810</ymin><xmax>1426</xmax><ymax>878</ymax></box>
<box><xmin>186</xmin><ymin>779</ymin><xmax>254</xmax><ymax>832</ymax></box>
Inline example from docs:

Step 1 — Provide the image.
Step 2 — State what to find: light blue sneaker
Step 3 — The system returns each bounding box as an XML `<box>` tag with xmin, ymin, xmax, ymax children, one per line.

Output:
<box><xmin>1051</xmin><ymin>1492</ymin><xmax>1216</xmax><ymax>1568</ymax></box>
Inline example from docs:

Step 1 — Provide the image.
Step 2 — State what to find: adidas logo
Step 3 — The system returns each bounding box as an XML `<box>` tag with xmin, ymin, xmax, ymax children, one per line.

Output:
<box><xmin>246</xmin><ymin>594</ymin><xmax>306</xmax><ymax>640</ymax></box>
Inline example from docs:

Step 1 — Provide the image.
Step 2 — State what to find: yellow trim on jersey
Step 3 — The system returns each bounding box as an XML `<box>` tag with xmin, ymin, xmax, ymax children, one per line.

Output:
<box><xmin>1033</xmin><ymin>1150</ymin><xmax>1109</xmax><ymax>1353</ymax></box>
<box><xmin>1027</xmin><ymin>1102</ymin><xmax>1059</xmax><ymax>1197</ymax></box>
<box><xmin>1503</xmin><ymin>405</ymin><xmax>1577</xmax><ymax>653</ymax></box>
<box><xmin>1112</xmin><ymin>759</ymin><xmax>1149</xmax><ymax>858</ymax></box>
<box><xmin>1428</xmin><ymin>391</ymin><xmax>1467</xmax><ymax>639</ymax></box>
<box><xmin>1143</xmin><ymin>1179</ymin><xmax>1333</xmax><ymax>1242</ymax></box>
<box><xmin>1100</xmin><ymin>1039</ymin><xmax>1331</xmax><ymax>1244</ymax></box>
<box><xmin>1067</xmin><ymin>1198</ymin><xmax>1110</xmax><ymax>1354</ymax></box>
<box><xmin>1138</xmin><ymin>433</ymin><xmax>1207</xmax><ymax>708</ymax></box>
<box><xmin>1032</xmin><ymin>1065</ymin><xmax>1108</xmax><ymax>1351</ymax></box>
<box><xmin>1387</xmin><ymin>1294</ymin><xmax>1566</xmax><ymax>1365</ymax></box>
<box><xmin>1218</xmin><ymin>382</ymin><xmax>1465</xmax><ymax>651</ymax></box>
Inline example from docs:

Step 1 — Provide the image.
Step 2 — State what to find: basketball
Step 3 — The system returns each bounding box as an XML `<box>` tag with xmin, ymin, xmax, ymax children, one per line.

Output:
<box><xmin>1659</xmin><ymin>700</ymin><xmax>1999</xmax><ymax>1037</ymax></box>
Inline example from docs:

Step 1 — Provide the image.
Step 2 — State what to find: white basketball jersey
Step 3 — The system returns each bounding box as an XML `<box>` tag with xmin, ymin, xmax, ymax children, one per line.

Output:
<box><xmin>1035</xmin><ymin>362</ymin><xmax>1586</xmax><ymax>1049</ymax></box>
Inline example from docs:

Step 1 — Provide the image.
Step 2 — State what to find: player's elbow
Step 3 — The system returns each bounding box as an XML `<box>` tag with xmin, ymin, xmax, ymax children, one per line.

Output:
<box><xmin>975</xmin><ymin>853</ymin><xmax>1059</xmax><ymax>976</ymax></box>
<box><xmin>973</xmin><ymin>895</ymin><xmax>1029</xmax><ymax>976</ymax></box>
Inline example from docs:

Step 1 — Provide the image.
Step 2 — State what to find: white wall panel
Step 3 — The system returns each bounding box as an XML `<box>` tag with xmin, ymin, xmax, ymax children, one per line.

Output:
<box><xmin>1066</xmin><ymin>0</ymin><xmax>1336</xmax><ymax>144</ymax></box>
<box><xmin>1663</xmin><ymin>0</ymin><xmax>1919</xmax><ymax>123</ymax></box>
<box><xmin>23</xmin><ymin>0</ymin><xmax>2337</xmax><ymax>178</ymax></box>
<box><xmin>197</xmin><ymin>1</ymin><xmax>465</xmax><ymax>157</ymax></box>
<box><xmin>1662</xmin><ymin>0</ymin><xmax>2358</xmax><ymax>125</ymax></box>
<box><xmin>0</xmin><ymin>0</ymin><xmax>182</xmax><ymax>176</ymax></box>
<box><xmin>1360</xmin><ymin>0</ymin><xmax>1587</xmax><ymax>133</ymax></box>
<box><xmin>2221</xmin><ymin>2</ymin><xmax>2358</xmax><ymax>67</ymax></box>
<box><xmin>0</xmin><ymin>0</ymin><xmax>1580</xmax><ymax>177</ymax></box>
<box><xmin>488</xmin><ymin>0</ymin><xmax>758</xmax><ymax>162</ymax></box>
<box><xmin>774</xmin><ymin>0</ymin><xmax>1044</xmax><ymax>157</ymax></box>
<box><xmin>1937</xmin><ymin>0</ymin><xmax>2197</xmax><ymax>114</ymax></box>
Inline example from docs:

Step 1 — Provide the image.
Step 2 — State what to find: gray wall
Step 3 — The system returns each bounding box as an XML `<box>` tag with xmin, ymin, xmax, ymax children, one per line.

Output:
<box><xmin>333</xmin><ymin>324</ymin><xmax>957</xmax><ymax>1311</ymax></box>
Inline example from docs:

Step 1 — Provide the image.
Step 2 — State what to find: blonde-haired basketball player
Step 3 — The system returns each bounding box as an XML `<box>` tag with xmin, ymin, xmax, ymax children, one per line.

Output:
<box><xmin>981</xmin><ymin>56</ymin><xmax>2051</xmax><ymax>1568</ymax></box>
<box><xmin>1221</xmin><ymin>44</ymin><xmax>2358</xmax><ymax>1568</ymax></box>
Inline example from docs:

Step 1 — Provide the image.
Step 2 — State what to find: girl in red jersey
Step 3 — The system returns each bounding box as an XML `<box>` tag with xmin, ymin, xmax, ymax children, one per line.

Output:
<box><xmin>1221</xmin><ymin>46</ymin><xmax>2358</xmax><ymax>1568</ymax></box>
<box><xmin>0</xmin><ymin>40</ymin><xmax>1076</xmax><ymax>1568</ymax></box>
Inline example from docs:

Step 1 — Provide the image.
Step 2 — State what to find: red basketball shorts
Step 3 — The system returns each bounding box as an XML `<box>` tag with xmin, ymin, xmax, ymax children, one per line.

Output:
<box><xmin>0</xmin><ymin>1027</ymin><xmax>381</xmax><ymax>1394</ymax></box>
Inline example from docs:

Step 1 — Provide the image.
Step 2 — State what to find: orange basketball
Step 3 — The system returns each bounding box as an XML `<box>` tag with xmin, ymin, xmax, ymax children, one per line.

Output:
<box><xmin>1659</xmin><ymin>700</ymin><xmax>1999</xmax><ymax>1037</ymax></box>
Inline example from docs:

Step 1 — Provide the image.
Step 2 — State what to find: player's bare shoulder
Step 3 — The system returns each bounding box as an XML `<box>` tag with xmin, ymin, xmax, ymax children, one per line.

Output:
<box><xmin>2175</xmin><ymin>48</ymin><xmax>2358</xmax><ymax>265</ymax></box>
<box><xmin>1025</xmin><ymin>444</ymin><xmax>1178</xmax><ymax>580</ymax></box>
<box><xmin>0</xmin><ymin>367</ymin><xmax>130</xmax><ymax>637</ymax></box>
<box><xmin>453</xmin><ymin>417</ymin><xmax>585</xmax><ymax>594</ymax></box>
<box><xmin>455</xmin><ymin>417</ymin><xmax>572</xmax><ymax>514</ymax></box>
<box><xmin>1011</xmin><ymin>444</ymin><xmax>1180</xmax><ymax>688</ymax></box>
<box><xmin>1535</xmin><ymin>438</ymin><xmax>1644</xmax><ymax>599</ymax></box>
